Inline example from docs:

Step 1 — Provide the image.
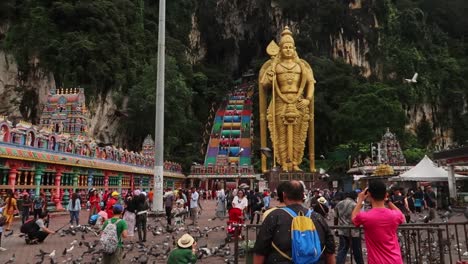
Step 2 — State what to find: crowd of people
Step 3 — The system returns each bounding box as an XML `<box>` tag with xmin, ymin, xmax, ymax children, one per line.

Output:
<box><xmin>0</xmin><ymin>181</ymin><xmax>446</xmax><ymax>263</ymax></box>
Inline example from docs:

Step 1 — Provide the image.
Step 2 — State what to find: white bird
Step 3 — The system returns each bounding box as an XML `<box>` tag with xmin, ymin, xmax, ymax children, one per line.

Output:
<box><xmin>404</xmin><ymin>72</ymin><xmax>418</xmax><ymax>83</ymax></box>
<box><xmin>70</xmin><ymin>240</ymin><xmax>78</xmax><ymax>245</ymax></box>
<box><xmin>66</xmin><ymin>245</ymin><xmax>74</xmax><ymax>253</ymax></box>
<box><xmin>49</xmin><ymin>250</ymin><xmax>56</xmax><ymax>258</ymax></box>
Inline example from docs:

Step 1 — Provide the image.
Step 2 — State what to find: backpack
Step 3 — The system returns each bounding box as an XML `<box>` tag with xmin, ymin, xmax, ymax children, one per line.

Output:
<box><xmin>33</xmin><ymin>197</ymin><xmax>43</xmax><ymax>209</ymax></box>
<box><xmin>20</xmin><ymin>219</ymin><xmax>40</xmax><ymax>234</ymax></box>
<box><xmin>100</xmin><ymin>219</ymin><xmax>122</xmax><ymax>254</ymax></box>
<box><xmin>272</xmin><ymin>207</ymin><xmax>323</xmax><ymax>264</ymax></box>
<box><xmin>89</xmin><ymin>214</ymin><xmax>99</xmax><ymax>225</ymax></box>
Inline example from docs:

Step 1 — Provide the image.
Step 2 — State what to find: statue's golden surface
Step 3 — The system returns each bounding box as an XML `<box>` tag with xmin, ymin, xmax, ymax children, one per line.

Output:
<box><xmin>259</xmin><ymin>27</ymin><xmax>316</xmax><ymax>172</ymax></box>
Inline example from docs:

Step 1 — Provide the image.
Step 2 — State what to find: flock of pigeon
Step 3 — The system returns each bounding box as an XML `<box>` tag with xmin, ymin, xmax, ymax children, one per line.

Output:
<box><xmin>2</xmin><ymin>216</ymin><xmax>244</xmax><ymax>264</ymax></box>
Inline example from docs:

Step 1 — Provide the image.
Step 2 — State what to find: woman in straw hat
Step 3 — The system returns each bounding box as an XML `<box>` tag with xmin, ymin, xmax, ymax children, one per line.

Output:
<box><xmin>167</xmin><ymin>233</ymin><xmax>198</xmax><ymax>264</ymax></box>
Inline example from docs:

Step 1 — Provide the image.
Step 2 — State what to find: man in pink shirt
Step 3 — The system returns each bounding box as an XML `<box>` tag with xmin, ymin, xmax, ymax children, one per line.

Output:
<box><xmin>352</xmin><ymin>180</ymin><xmax>404</xmax><ymax>264</ymax></box>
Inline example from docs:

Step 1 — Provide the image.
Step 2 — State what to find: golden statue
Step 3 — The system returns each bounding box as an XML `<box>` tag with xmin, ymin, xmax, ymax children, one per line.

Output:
<box><xmin>259</xmin><ymin>26</ymin><xmax>316</xmax><ymax>172</ymax></box>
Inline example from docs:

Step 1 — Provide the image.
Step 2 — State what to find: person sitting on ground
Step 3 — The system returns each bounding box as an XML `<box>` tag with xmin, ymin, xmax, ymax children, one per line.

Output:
<box><xmin>167</xmin><ymin>233</ymin><xmax>198</xmax><ymax>264</ymax></box>
<box><xmin>24</xmin><ymin>211</ymin><xmax>55</xmax><ymax>244</ymax></box>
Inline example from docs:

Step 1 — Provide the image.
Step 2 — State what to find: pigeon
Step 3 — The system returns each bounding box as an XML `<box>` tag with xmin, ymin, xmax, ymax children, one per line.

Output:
<box><xmin>49</xmin><ymin>250</ymin><xmax>56</xmax><ymax>258</ymax></box>
<box><xmin>4</xmin><ymin>254</ymin><xmax>15</xmax><ymax>264</ymax></box>
<box><xmin>4</xmin><ymin>230</ymin><xmax>14</xmax><ymax>237</ymax></box>
<box><xmin>404</xmin><ymin>72</ymin><xmax>418</xmax><ymax>83</ymax></box>
<box><xmin>67</xmin><ymin>245</ymin><xmax>75</xmax><ymax>253</ymax></box>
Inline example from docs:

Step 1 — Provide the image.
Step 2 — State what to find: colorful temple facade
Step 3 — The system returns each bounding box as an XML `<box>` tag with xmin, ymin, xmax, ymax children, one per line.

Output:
<box><xmin>0</xmin><ymin>88</ymin><xmax>185</xmax><ymax>210</ymax></box>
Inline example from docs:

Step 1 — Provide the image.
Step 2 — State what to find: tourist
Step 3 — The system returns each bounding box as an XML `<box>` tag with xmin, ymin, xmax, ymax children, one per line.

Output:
<box><xmin>164</xmin><ymin>188</ymin><xmax>175</xmax><ymax>226</ymax></box>
<box><xmin>135</xmin><ymin>193</ymin><xmax>149</xmax><ymax>243</ymax></box>
<box><xmin>414</xmin><ymin>187</ymin><xmax>424</xmax><ymax>213</ymax></box>
<box><xmin>105</xmin><ymin>192</ymin><xmax>119</xmax><ymax>218</ymax></box>
<box><xmin>88</xmin><ymin>188</ymin><xmax>100</xmax><ymax>219</ymax></box>
<box><xmin>253</xmin><ymin>181</ymin><xmax>336</xmax><ymax>263</ymax></box>
<box><xmin>148</xmin><ymin>189</ymin><xmax>154</xmax><ymax>210</ymax></box>
<box><xmin>314</xmin><ymin>196</ymin><xmax>329</xmax><ymax>218</ymax></box>
<box><xmin>167</xmin><ymin>234</ymin><xmax>198</xmax><ymax>264</ymax></box>
<box><xmin>309</xmin><ymin>189</ymin><xmax>321</xmax><ymax>208</ymax></box>
<box><xmin>334</xmin><ymin>192</ymin><xmax>364</xmax><ymax>264</ymax></box>
<box><xmin>123</xmin><ymin>192</ymin><xmax>136</xmax><ymax>239</ymax></box>
<box><xmin>189</xmin><ymin>187</ymin><xmax>199</xmax><ymax>225</ymax></box>
<box><xmin>262</xmin><ymin>190</ymin><xmax>271</xmax><ymax>210</ymax></box>
<box><xmin>33</xmin><ymin>193</ymin><xmax>45</xmax><ymax>220</ymax></box>
<box><xmin>232</xmin><ymin>189</ymin><xmax>248</xmax><ymax>220</ymax></box>
<box><xmin>24</xmin><ymin>211</ymin><xmax>55</xmax><ymax>244</ymax></box>
<box><xmin>250</xmin><ymin>188</ymin><xmax>264</xmax><ymax>225</ymax></box>
<box><xmin>424</xmin><ymin>186</ymin><xmax>437</xmax><ymax>221</ymax></box>
<box><xmin>21</xmin><ymin>192</ymin><xmax>33</xmax><ymax>224</ymax></box>
<box><xmin>3</xmin><ymin>189</ymin><xmax>18</xmax><ymax>231</ymax></box>
<box><xmin>352</xmin><ymin>180</ymin><xmax>404</xmax><ymax>264</ymax></box>
<box><xmin>101</xmin><ymin>204</ymin><xmax>128</xmax><ymax>264</ymax></box>
<box><xmin>215</xmin><ymin>188</ymin><xmax>226</xmax><ymax>219</ymax></box>
<box><xmin>67</xmin><ymin>192</ymin><xmax>81</xmax><ymax>227</ymax></box>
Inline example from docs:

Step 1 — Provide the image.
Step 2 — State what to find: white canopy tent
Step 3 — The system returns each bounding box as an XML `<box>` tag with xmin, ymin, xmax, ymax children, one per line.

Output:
<box><xmin>390</xmin><ymin>155</ymin><xmax>468</xmax><ymax>182</ymax></box>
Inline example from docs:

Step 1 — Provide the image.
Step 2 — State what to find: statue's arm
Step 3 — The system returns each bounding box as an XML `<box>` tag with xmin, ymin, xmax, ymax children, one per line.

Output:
<box><xmin>301</xmin><ymin>59</ymin><xmax>316</xmax><ymax>101</ymax></box>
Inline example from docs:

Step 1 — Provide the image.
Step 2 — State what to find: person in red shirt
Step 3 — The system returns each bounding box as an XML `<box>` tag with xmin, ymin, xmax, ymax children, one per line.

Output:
<box><xmin>88</xmin><ymin>188</ymin><xmax>101</xmax><ymax>219</ymax></box>
<box><xmin>148</xmin><ymin>190</ymin><xmax>154</xmax><ymax>209</ymax></box>
<box><xmin>106</xmin><ymin>192</ymin><xmax>119</xmax><ymax>218</ymax></box>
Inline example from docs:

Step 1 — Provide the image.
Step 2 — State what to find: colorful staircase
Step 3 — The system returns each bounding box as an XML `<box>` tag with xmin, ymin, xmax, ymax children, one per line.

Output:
<box><xmin>204</xmin><ymin>85</ymin><xmax>253</xmax><ymax>168</ymax></box>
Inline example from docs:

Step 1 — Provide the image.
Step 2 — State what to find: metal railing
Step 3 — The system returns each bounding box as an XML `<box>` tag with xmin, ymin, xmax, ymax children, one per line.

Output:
<box><xmin>234</xmin><ymin>221</ymin><xmax>468</xmax><ymax>264</ymax></box>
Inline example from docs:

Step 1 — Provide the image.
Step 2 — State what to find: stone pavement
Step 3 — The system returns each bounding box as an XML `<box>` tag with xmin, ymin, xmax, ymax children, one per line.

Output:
<box><xmin>0</xmin><ymin>198</ymin><xmax>250</xmax><ymax>264</ymax></box>
<box><xmin>0</xmin><ymin>198</ymin><xmax>466</xmax><ymax>264</ymax></box>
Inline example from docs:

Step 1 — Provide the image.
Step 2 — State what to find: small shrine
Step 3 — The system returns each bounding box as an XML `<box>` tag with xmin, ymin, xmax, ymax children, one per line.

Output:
<box><xmin>142</xmin><ymin>135</ymin><xmax>155</xmax><ymax>158</ymax></box>
<box><xmin>379</xmin><ymin>128</ymin><xmax>406</xmax><ymax>165</ymax></box>
<box><xmin>39</xmin><ymin>88</ymin><xmax>88</xmax><ymax>136</ymax></box>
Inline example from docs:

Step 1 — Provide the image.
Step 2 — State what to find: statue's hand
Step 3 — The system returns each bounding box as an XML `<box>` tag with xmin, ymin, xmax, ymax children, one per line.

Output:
<box><xmin>297</xmin><ymin>99</ymin><xmax>310</xmax><ymax>109</ymax></box>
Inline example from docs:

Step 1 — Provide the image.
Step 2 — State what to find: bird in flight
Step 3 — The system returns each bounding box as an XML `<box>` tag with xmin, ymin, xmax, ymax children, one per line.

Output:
<box><xmin>404</xmin><ymin>72</ymin><xmax>418</xmax><ymax>83</ymax></box>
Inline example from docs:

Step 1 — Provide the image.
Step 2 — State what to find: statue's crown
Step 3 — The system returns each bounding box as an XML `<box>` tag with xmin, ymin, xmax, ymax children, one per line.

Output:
<box><xmin>279</xmin><ymin>26</ymin><xmax>294</xmax><ymax>46</ymax></box>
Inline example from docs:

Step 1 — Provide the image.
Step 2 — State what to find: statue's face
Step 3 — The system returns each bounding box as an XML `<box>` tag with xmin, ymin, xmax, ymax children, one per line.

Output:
<box><xmin>281</xmin><ymin>42</ymin><xmax>295</xmax><ymax>59</ymax></box>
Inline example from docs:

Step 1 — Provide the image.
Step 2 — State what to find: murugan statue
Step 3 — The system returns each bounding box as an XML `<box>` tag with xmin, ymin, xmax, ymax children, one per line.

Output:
<box><xmin>259</xmin><ymin>26</ymin><xmax>316</xmax><ymax>172</ymax></box>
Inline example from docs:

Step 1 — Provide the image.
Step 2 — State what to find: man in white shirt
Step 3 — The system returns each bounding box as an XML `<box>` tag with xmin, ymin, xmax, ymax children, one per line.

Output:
<box><xmin>190</xmin><ymin>187</ymin><xmax>199</xmax><ymax>225</ymax></box>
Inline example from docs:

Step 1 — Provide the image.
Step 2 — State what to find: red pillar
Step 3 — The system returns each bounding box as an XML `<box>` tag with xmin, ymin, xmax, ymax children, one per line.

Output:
<box><xmin>54</xmin><ymin>170</ymin><xmax>64</xmax><ymax>210</ymax></box>
<box><xmin>8</xmin><ymin>167</ymin><xmax>18</xmax><ymax>191</ymax></box>
<box><xmin>104</xmin><ymin>171</ymin><xmax>110</xmax><ymax>191</ymax></box>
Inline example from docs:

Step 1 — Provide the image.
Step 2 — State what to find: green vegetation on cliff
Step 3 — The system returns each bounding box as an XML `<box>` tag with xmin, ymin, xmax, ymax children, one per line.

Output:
<box><xmin>1</xmin><ymin>0</ymin><xmax>467</xmax><ymax>171</ymax></box>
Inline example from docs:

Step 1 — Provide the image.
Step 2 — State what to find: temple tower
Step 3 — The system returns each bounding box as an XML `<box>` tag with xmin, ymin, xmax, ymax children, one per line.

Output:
<box><xmin>379</xmin><ymin>128</ymin><xmax>406</xmax><ymax>165</ymax></box>
<box><xmin>39</xmin><ymin>88</ymin><xmax>89</xmax><ymax>136</ymax></box>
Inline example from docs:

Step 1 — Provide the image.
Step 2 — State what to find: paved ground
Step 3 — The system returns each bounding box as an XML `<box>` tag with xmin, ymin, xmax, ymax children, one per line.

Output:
<box><xmin>0</xmin><ymin>198</ymin><xmax>466</xmax><ymax>264</ymax></box>
<box><xmin>0</xmin><ymin>198</ymin><xmax>252</xmax><ymax>264</ymax></box>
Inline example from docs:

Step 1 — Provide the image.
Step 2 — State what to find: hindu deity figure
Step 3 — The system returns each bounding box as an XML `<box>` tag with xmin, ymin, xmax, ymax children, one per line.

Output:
<box><xmin>0</xmin><ymin>126</ymin><xmax>5</xmax><ymax>142</ymax></box>
<box><xmin>259</xmin><ymin>26</ymin><xmax>316</xmax><ymax>172</ymax></box>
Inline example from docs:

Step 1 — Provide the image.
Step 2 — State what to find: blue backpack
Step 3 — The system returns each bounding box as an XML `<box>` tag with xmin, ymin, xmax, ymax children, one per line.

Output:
<box><xmin>272</xmin><ymin>207</ymin><xmax>323</xmax><ymax>264</ymax></box>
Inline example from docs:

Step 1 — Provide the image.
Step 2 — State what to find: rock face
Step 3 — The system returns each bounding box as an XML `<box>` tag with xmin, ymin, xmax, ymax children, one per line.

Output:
<box><xmin>0</xmin><ymin>51</ymin><xmax>55</xmax><ymax>123</ymax></box>
<box><xmin>0</xmin><ymin>1</ymin><xmax>456</xmax><ymax>147</ymax></box>
<box><xmin>87</xmin><ymin>90</ymin><xmax>128</xmax><ymax>146</ymax></box>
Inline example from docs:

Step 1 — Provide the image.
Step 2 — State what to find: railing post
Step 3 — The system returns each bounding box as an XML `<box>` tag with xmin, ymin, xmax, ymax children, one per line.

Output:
<box><xmin>437</xmin><ymin>228</ymin><xmax>445</xmax><ymax>264</ymax></box>
<box><xmin>234</xmin><ymin>224</ymin><xmax>239</xmax><ymax>264</ymax></box>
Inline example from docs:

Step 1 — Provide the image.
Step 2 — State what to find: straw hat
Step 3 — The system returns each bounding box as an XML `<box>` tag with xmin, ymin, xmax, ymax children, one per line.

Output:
<box><xmin>111</xmin><ymin>191</ymin><xmax>119</xmax><ymax>197</ymax></box>
<box><xmin>317</xmin><ymin>197</ymin><xmax>327</xmax><ymax>205</ymax></box>
<box><xmin>177</xmin><ymin>234</ymin><xmax>195</xmax><ymax>248</ymax></box>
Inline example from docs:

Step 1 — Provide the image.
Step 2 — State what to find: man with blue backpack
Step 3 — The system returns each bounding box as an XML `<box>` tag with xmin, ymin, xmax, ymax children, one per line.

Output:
<box><xmin>253</xmin><ymin>180</ymin><xmax>336</xmax><ymax>264</ymax></box>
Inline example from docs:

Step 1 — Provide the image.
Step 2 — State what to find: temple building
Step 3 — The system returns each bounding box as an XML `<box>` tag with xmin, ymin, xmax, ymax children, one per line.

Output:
<box><xmin>380</xmin><ymin>128</ymin><xmax>406</xmax><ymax>165</ymax></box>
<box><xmin>40</xmin><ymin>88</ymin><xmax>88</xmax><ymax>135</ymax></box>
<box><xmin>0</xmin><ymin>88</ymin><xmax>185</xmax><ymax>211</ymax></box>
